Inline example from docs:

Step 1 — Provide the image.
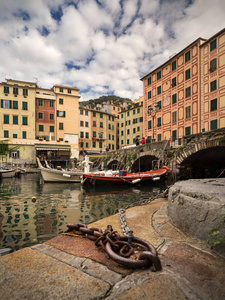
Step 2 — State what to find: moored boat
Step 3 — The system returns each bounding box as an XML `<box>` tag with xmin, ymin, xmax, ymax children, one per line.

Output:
<box><xmin>0</xmin><ymin>168</ymin><xmax>16</xmax><ymax>179</ymax></box>
<box><xmin>36</xmin><ymin>157</ymin><xmax>83</xmax><ymax>183</ymax></box>
<box><xmin>82</xmin><ymin>166</ymin><xmax>170</xmax><ymax>186</ymax></box>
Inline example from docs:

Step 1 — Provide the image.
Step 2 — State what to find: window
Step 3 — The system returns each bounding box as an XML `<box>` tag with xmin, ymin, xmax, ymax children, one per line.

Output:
<box><xmin>38</xmin><ymin>112</ymin><xmax>43</xmax><ymax>119</ymax></box>
<box><xmin>185</xmin><ymin>126</ymin><xmax>191</xmax><ymax>136</ymax></box>
<box><xmin>137</xmin><ymin>126</ymin><xmax>140</xmax><ymax>132</ymax></box>
<box><xmin>57</xmin><ymin>110</ymin><xmax>66</xmax><ymax>117</ymax></box>
<box><xmin>85</xmin><ymin>110</ymin><xmax>88</xmax><ymax>116</ymax></box>
<box><xmin>185</xmin><ymin>86</ymin><xmax>191</xmax><ymax>98</ymax></box>
<box><xmin>67</xmin><ymin>89</ymin><xmax>71</xmax><ymax>94</ymax></box>
<box><xmin>148</xmin><ymin>120</ymin><xmax>152</xmax><ymax>129</ymax></box>
<box><xmin>50</xmin><ymin>126</ymin><xmax>54</xmax><ymax>132</ymax></box>
<box><xmin>93</xmin><ymin>121</ymin><xmax>96</xmax><ymax>127</ymax></box>
<box><xmin>157</xmin><ymin>134</ymin><xmax>162</xmax><ymax>142</ymax></box>
<box><xmin>100</xmin><ymin>122</ymin><xmax>103</xmax><ymax>128</ymax></box>
<box><xmin>49</xmin><ymin>113</ymin><xmax>54</xmax><ymax>120</ymax></box>
<box><xmin>85</xmin><ymin>132</ymin><xmax>89</xmax><ymax>138</ymax></box>
<box><xmin>185</xmin><ymin>106</ymin><xmax>191</xmax><ymax>119</ymax></box>
<box><xmin>108</xmin><ymin>124</ymin><xmax>111</xmax><ymax>130</ymax></box>
<box><xmin>1</xmin><ymin>99</ymin><xmax>11</xmax><ymax>108</ymax></box>
<box><xmin>121</xmin><ymin>113</ymin><xmax>124</xmax><ymax>118</ymax></box>
<box><xmin>157</xmin><ymin>117</ymin><xmax>161</xmax><ymax>127</ymax></box>
<box><xmin>210</xmin><ymin>58</ymin><xmax>217</xmax><ymax>72</ymax></box>
<box><xmin>210</xmin><ymin>39</ymin><xmax>217</xmax><ymax>52</ymax></box>
<box><xmin>23</xmin><ymin>89</ymin><xmax>28</xmax><ymax>96</ymax></box>
<box><xmin>22</xmin><ymin>131</ymin><xmax>26</xmax><ymax>139</ymax></box>
<box><xmin>157</xmin><ymin>71</ymin><xmax>161</xmax><ymax>80</ymax></box>
<box><xmin>49</xmin><ymin>100</ymin><xmax>54</xmax><ymax>107</ymax></box>
<box><xmin>13</xmin><ymin>87</ymin><xmax>18</xmax><ymax>94</ymax></box>
<box><xmin>210</xmin><ymin>80</ymin><xmax>217</xmax><ymax>92</ymax></box>
<box><xmin>172</xmin><ymin>94</ymin><xmax>177</xmax><ymax>104</ymax></box>
<box><xmin>172</xmin><ymin>61</ymin><xmax>176</xmax><ymax>71</ymax></box>
<box><xmin>59</xmin><ymin>98</ymin><xmax>63</xmax><ymax>104</ymax></box>
<box><xmin>92</xmin><ymin>141</ymin><xmax>96</xmax><ymax>148</ymax></box>
<box><xmin>93</xmin><ymin>131</ymin><xmax>96</xmax><ymax>137</ymax></box>
<box><xmin>210</xmin><ymin>119</ymin><xmax>217</xmax><ymax>130</ymax></box>
<box><xmin>22</xmin><ymin>117</ymin><xmax>28</xmax><ymax>125</ymax></box>
<box><xmin>38</xmin><ymin>99</ymin><xmax>43</xmax><ymax>106</ymax></box>
<box><xmin>148</xmin><ymin>91</ymin><xmax>152</xmax><ymax>99</ymax></box>
<box><xmin>93</xmin><ymin>112</ymin><xmax>96</xmax><ymax>117</ymax></box>
<box><xmin>100</xmin><ymin>113</ymin><xmax>103</xmax><ymax>118</ymax></box>
<box><xmin>137</xmin><ymin>108</ymin><xmax>140</xmax><ymax>113</ymax></box>
<box><xmin>13</xmin><ymin>101</ymin><xmax>18</xmax><ymax>109</ymax></box>
<box><xmin>4</xmin><ymin>115</ymin><xmax>9</xmax><ymax>124</ymax></box>
<box><xmin>13</xmin><ymin>115</ymin><xmax>18</xmax><ymax>124</ymax></box>
<box><xmin>80</xmin><ymin>121</ymin><xmax>84</xmax><ymax>126</ymax></box>
<box><xmin>21</xmin><ymin>102</ymin><xmax>28</xmax><ymax>111</ymax></box>
<box><xmin>127</xmin><ymin>111</ymin><xmax>129</xmax><ymax>116</ymax></box>
<box><xmin>85</xmin><ymin>122</ymin><xmax>88</xmax><ymax>127</ymax></box>
<box><xmin>172</xmin><ymin>77</ymin><xmax>176</xmax><ymax>87</ymax></box>
<box><xmin>59</xmin><ymin>122</ymin><xmax>63</xmax><ymax>130</ymax></box>
<box><xmin>133</xmin><ymin>109</ymin><xmax>135</xmax><ymax>115</ymax></box>
<box><xmin>172</xmin><ymin>130</ymin><xmax>177</xmax><ymax>141</ymax></box>
<box><xmin>157</xmin><ymin>86</ymin><xmax>161</xmax><ymax>95</ymax></box>
<box><xmin>80</xmin><ymin>142</ymin><xmax>83</xmax><ymax>148</ymax></box>
<box><xmin>80</xmin><ymin>132</ymin><xmax>84</xmax><ymax>138</ymax></box>
<box><xmin>60</xmin><ymin>88</ymin><xmax>63</xmax><ymax>92</ymax></box>
<box><xmin>4</xmin><ymin>86</ymin><xmax>9</xmax><ymax>94</ymax></box>
<box><xmin>133</xmin><ymin>128</ymin><xmax>136</xmax><ymax>133</ymax></box>
<box><xmin>86</xmin><ymin>142</ymin><xmax>89</xmax><ymax>148</ymax></box>
<box><xmin>172</xmin><ymin>111</ymin><xmax>177</xmax><ymax>123</ymax></box>
<box><xmin>210</xmin><ymin>98</ymin><xmax>217</xmax><ymax>111</ymax></box>
<box><xmin>39</xmin><ymin>125</ymin><xmax>44</xmax><ymax>131</ymax></box>
<box><xmin>185</xmin><ymin>69</ymin><xmax>191</xmax><ymax>80</ymax></box>
<box><xmin>185</xmin><ymin>50</ymin><xmax>191</xmax><ymax>63</ymax></box>
<box><xmin>157</xmin><ymin>100</ymin><xmax>162</xmax><ymax>110</ymax></box>
<box><xmin>4</xmin><ymin>130</ymin><xmax>9</xmax><ymax>138</ymax></box>
<box><xmin>127</xmin><ymin>129</ymin><xmax>130</xmax><ymax>135</ymax></box>
<box><xmin>148</xmin><ymin>77</ymin><xmax>151</xmax><ymax>85</ymax></box>
<box><xmin>108</xmin><ymin>134</ymin><xmax>111</xmax><ymax>140</ymax></box>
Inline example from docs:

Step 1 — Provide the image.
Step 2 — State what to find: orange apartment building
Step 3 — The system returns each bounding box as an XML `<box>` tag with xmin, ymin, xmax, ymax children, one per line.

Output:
<box><xmin>200</xmin><ymin>28</ymin><xmax>225</xmax><ymax>132</ymax></box>
<box><xmin>141</xmin><ymin>28</ymin><xmax>225</xmax><ymax>142</ymax></box>
<box><xmin>141</xmin><ymin>37</ymin><xmax>206</xmax><ymax>142</ymax></box>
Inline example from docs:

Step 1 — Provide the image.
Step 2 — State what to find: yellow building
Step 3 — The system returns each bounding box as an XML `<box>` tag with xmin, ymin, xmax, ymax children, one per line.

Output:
<box><xmin>79</xmin><ymin>106</ymin><xmax>117</xmax><ymax>153</ymax></box>
<box><xmin>200</xmin><ymin>28</ymin><xmax>225</xmax><ymax>131</ymax></box>
<box><xmin>53</xmin><ymin>85</ymin><xmax>80</xmax><ymax>153</ymax></box>
<box><xmin>0</xmin><ymin>79</ymin><xmax>37</xmax><ymax>140</ymax></box>
<box><xmin>118</xmin><ymin>101</ymin><xmax>143</xmax><ymax>148</ymax></box>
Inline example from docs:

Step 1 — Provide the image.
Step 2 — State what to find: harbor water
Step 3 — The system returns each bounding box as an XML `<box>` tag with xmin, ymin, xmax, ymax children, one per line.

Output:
<box><xmin>0</xmin><ymin>173</ymin><xmax>168</xmax><ymax>255</ymax></box>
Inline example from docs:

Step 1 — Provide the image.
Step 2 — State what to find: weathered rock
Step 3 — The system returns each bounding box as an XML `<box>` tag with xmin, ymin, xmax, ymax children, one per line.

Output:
<box><xmin>168</xmin><ymin>179</ymin><xmax>225</xmax><ymax>243</ymax></box>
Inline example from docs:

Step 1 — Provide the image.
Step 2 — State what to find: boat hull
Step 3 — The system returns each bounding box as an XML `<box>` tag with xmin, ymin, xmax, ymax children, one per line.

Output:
<box><xmin>40</xmin><ymin>167</ymin><xmax>83</xmax><ymax>183</ymax></box>
<box><xmin>82</xmin><ymin>167</ymin><xmax>169</xmax><ymax>186</ymax></box>
<box><xmin>0</xmin><ymin>169</ymin><xmax>16</xmax><ymax>178</ymax></box>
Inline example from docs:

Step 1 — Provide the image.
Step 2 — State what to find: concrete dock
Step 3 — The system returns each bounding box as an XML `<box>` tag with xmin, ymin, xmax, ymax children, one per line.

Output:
<box><xmin>0</xmin><ymin>197</ymin><xmax>225</xmax><ymax>300</ymax></box>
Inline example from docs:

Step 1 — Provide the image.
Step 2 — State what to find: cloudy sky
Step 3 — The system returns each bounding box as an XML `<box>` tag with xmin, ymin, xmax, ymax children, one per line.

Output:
<box><xmin>0</xmin><ymin>0</ymin><xmax>225</xmax><ymax>101</ymax></box>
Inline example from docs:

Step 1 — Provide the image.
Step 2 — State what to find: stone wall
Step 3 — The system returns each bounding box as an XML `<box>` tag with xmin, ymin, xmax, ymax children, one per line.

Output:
<box><xmin>168</xmin><ymin>179</ymin><xmax>225</xmax><ymax>244</ymax></box>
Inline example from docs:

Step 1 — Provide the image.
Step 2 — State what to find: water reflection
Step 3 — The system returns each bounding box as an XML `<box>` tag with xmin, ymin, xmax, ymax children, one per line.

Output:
<box><xmin>0</xmin><ymin>174</ymin><xmax>167</xmax><ymax>255</ymax></box>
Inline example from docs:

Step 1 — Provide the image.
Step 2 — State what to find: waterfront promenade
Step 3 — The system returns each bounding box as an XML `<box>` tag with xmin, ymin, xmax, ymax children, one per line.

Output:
<box><xmin>0</xmin><ymin>191</ymin><xmax>225</xmax><ymax>299</ymax></box>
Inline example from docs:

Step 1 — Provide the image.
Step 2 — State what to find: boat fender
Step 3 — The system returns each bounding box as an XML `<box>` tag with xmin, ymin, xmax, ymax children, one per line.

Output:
<box><xmin>62</xmin><ymin>173</ymin><xmax>71</xmax><ymax>178</ymax></box>
<box><xmin>131</xmin><ymin>178</ymin><xmax>141</xmax><ymax>184</ymax></box>
<box><xmin>152</xmin><ymin>177</ymin><xmax>160</xmax><ymax>181</ymax></box>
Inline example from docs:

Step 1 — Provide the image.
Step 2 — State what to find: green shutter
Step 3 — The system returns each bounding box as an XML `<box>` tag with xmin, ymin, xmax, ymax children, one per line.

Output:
<box><xmin>1</xmin><ymin>99</ymin><xmax>3</xmax><ymax>108</ymax></box>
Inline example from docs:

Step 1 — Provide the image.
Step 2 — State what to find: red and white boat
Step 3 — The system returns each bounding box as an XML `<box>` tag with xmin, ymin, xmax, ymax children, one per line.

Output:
<box><xmin>82</xmin><ymin>166</ymin><xmax>170</xmax><ymax>186</ymax></box>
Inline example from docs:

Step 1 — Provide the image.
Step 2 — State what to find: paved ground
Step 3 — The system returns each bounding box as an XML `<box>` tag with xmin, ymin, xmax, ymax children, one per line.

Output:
<box><xmin>0</xmin><ymin>197</ymin><xmax>225</xmax><ymax>300</ymax></box>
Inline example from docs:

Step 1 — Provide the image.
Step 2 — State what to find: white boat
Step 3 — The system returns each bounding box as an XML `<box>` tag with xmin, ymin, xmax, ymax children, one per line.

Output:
<box><xmin>36</xmin><ymin>157</ymin><xmax>83</xmax><ymax>183</ymax></box>
<box><xmin>0</xmin><ymin>168</ymin><xmax>16</xmax><ymax>178</ymax></box>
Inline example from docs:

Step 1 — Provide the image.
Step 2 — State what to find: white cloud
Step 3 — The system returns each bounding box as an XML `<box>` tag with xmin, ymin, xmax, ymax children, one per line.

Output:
<box><xmin>0</xmin><ymin>0</ymin><xmax>224</xmax><ymax>101</ymax></box>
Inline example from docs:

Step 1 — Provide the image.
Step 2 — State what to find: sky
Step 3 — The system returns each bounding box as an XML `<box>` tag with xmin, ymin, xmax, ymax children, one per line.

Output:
<box><xmin>0</xmin><ymin>0</ymin><xmax>225</xmax><ymax>102</ymax></box>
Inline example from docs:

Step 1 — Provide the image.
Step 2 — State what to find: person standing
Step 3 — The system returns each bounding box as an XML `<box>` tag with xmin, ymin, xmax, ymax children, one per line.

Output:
<box><xmin>135</xmin><ymin>138</ymin><xmax>140</xmax><ymax>146</ymax></box>
<box><xmin>141</xmin><ymin>137</ymin><xmax>145</xmax><ymax>145</ymax></box>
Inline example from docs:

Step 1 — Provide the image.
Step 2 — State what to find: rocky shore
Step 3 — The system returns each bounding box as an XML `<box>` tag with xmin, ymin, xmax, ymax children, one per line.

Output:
<box><xmin>0</xmin><ymin>179</ymin><xmax>225</xmax><ymax>300</ymax></box>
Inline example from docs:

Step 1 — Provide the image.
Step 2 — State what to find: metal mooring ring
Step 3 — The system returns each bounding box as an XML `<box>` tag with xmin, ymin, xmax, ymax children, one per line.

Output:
<box><xmin>105</xmin><ymin>236</ymin><xmax>161</xmax><ymax>270</ymax></box>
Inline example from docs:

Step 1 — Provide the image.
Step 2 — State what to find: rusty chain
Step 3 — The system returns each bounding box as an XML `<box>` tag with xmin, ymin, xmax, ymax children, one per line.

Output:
<box><xmin>64</xmin><ymin>223</ymin><xmax>161</xmax><ymax>271</ymax></box>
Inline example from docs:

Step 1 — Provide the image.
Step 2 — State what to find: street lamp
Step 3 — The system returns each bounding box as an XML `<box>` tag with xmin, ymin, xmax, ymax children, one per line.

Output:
<box><xmin>147</xmin><ymin>104</ymin><xmax>159</xmax><ymax>143</ymax></box>
<box><xmin>99</xmin><ymin>131</ymin><xmax>104</xmax><ymax>153</ymax></box>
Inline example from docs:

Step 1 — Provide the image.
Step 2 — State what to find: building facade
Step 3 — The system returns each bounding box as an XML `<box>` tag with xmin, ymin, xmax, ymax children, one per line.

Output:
<box><xmin>118</xmin><ymin>101</ymin><xmax>143</xmax><ymax>148</ymax></box>
<box><xmin>0</xmin><ymin>79</ymin><xmax>37</xmax><ymax>140</ymax></box>
<box><xmin>200</xmin><ymin>28</ymin><xmax>225</xmax><ymax>132</ymax></box>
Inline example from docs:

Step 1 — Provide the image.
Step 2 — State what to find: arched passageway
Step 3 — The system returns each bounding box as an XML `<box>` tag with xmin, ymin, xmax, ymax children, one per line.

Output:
<box><xmin>132</xmin><ymin>155</ymin><xmax>158</xmax><ymax>172</ymax></box>
<box><xmin>179</xmin><ymin>146</ymin><xmax>225</xmax><ymax>179</ymax></box>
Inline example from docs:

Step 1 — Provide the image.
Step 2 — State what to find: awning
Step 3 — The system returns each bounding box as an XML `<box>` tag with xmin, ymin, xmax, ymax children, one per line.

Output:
<box><xmin>36</xmin><ymin>148</ymin><xmax>70</xmax><ymax>151</ymax></box>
